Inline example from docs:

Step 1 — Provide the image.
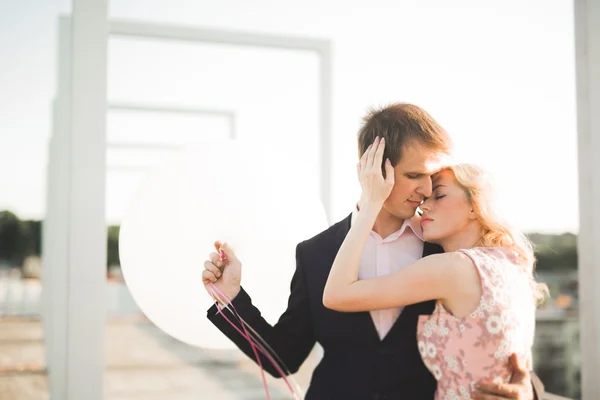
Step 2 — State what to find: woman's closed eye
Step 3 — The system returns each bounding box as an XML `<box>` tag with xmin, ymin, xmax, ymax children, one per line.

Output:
<box><xmin>435</xmin><ymin>194</ymin><xmax>446</xmax><ymax>200</ymax></box>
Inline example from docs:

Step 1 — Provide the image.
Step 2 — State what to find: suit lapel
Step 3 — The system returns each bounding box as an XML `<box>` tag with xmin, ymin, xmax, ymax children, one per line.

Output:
<box><xmin>423</xmin><ymin>241</ymin><xmax>444</xmax><ymax>257</ymax></box>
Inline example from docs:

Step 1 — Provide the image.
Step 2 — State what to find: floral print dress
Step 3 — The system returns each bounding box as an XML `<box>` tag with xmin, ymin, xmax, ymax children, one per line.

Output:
<box><xmin>417</xmin><ymin>247</ymin><xmax>535</xmax><ymax>400</ymax></box>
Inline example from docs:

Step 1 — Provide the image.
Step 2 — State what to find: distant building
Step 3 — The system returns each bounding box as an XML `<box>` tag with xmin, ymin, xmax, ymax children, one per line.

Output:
<box><xmin>534</xmin><ymin>308</ymin><xmax>580</xmax><ymax>399</ymax></box>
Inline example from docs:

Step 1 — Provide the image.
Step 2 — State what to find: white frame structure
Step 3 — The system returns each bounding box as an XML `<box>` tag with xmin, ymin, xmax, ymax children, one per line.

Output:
<box><xmin>108</xmin><ymin>19</ymin><xmax>333</xmax><ymax>207</ymax></box>
<box><xmin>43</xmin><ymin>3</ymin><xmax>333</xmax><ymax>399</ymax></box>
<box><xmin>107</xmin><ymin>102</ymin><xmax>237</xmax><ymax>171</ymax></box>
<box><xmin>574</xmin><ymin>0</ymin><xmax>600</xmax><ymax>398</ymax></box>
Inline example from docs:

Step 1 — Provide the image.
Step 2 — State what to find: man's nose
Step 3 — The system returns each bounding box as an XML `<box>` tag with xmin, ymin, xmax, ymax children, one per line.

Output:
<box><xmin>417</xmin><ymin>178</ymin><xmax>433</xmax><ymax>198</ymax></box>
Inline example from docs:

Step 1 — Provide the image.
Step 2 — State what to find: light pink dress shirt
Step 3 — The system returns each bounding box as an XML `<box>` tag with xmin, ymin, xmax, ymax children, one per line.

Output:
<box><xmin>352</xmin><ymin>210</ymin><xmax>425</xmax><ymax>340</ymax></box>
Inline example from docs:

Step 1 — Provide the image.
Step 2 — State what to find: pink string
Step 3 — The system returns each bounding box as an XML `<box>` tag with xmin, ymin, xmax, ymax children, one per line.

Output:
<box><xmin>212</xmin><ymin>284</ymin><xmax>269</xmax><ymax>399</ymax></box>
<box><xmin>208</xmin><ymin>282</ymin><xmax>301</xmax><ymax>399</ymax></box>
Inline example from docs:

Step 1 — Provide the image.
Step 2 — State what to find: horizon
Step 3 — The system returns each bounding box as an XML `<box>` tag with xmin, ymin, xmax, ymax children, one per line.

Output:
<box><xmin>0</xmin><ymin>207</ymin><xmax>579</xmax><ymax>236</ymax></box>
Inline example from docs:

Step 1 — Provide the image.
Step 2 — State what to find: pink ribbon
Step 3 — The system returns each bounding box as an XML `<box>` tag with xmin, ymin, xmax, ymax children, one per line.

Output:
<box><xmin>208</xmin><ymin>282</ymin><xmax>303</xmax><ymax>400</ymax></box>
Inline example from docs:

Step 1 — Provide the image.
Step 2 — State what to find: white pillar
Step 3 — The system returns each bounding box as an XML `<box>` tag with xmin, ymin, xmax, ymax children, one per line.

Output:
<box><xmin>318</xmin><ymin>43</ymin><xmax>333</xmax><ymax>224</ymax></box>
<box><xmin>42</xmin><ymin>0</ymin><xmax>108</xmax><ymax>398</ymax></box>
<box><xmin>574</xmin><ymin>0</ymin><xmax>600</xmax><ymax>398</ymax></box>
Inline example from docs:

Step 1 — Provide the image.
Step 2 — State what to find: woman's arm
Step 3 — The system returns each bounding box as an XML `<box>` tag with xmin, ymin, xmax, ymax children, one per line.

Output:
<box><xmin>322</xmin><ymin>206</ymin><xmax>470</xmax><ymax>312</ymax></box>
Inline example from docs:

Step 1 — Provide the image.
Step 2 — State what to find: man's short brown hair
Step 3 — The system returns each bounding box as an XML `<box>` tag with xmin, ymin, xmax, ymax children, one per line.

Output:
<box><xmin>357</xmin><ymin>103</ymin><xmax>453</xmax><ymax>165</ymax></box>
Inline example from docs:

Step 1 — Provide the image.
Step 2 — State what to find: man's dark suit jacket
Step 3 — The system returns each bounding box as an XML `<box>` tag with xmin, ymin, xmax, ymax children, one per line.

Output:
<box><xmin>207</xmin><ymin>214</ymin><xmax>544</xmax><ymax>399</ymax></box>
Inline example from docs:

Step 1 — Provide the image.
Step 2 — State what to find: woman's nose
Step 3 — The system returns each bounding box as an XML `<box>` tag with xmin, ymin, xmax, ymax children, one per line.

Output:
<box><xmin>420</xmin><ymin>198</ymin><xmax>432</xmax><ymax>212</ymax></box>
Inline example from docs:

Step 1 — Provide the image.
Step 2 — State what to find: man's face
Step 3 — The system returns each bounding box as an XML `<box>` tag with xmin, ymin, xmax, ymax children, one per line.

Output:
<box><xmin>383</xmin><ymin>143</ymin><xmax>448</xmax><ymax>220</ymax></box>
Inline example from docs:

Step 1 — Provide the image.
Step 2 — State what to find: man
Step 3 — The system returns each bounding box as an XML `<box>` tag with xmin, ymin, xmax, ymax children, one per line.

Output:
<box><xmin>202</xmin><ymin>103</ymin><xmax>544</xmax><ymax>399</ymax></box>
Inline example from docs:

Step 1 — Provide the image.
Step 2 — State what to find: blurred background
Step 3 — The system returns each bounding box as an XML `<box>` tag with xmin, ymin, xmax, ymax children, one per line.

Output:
<box><xmin>0</xmin><ymin>0</ymin><xmax>589</xmax><ymax>399</ymax></box>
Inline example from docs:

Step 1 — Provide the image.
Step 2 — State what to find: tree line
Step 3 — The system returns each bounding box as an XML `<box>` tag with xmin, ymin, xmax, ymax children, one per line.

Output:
<box><xmin>0</xmin><ymin>210</ymin><xmax>120</xmax><ymax>269</ymax></box>
<box><xmin>0</xmin><ymin>210</ymin><xmax>577</xmax><ymax>271</ymax></box>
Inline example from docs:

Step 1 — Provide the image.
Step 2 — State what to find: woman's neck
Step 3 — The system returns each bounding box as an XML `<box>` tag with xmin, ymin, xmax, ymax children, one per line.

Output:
<box><xmin>439</xmin><ymin>222</ymin><xmax>483</xmax><ymax>252</ymax></box>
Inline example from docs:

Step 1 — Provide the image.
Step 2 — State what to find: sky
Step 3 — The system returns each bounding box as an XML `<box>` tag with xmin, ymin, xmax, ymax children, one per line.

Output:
<box><xmin>0</xmin><ymin>0</ymin><xmax>578</xmax><ymax>233</ymax></box>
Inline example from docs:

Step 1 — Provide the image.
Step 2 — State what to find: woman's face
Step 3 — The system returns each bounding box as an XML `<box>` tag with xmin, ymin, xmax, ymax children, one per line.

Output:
<box><xmin>419</xmin><ymin>169</ymin><xmax>474</xmax><ymax>243</ymax></box>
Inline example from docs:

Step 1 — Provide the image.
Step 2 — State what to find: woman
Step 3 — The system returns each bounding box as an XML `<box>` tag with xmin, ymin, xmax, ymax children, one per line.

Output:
<box><xmin>322</xmin><ymin>137</ymin><xmax>547</xmax><ymax>399</ymax></box>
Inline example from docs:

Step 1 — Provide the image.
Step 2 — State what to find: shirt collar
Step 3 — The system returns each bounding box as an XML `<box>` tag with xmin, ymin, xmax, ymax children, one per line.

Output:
<box><xmin>351</xmin><ymin>203</ymin><xmax>424</xmax><ymax>242</ymax></box>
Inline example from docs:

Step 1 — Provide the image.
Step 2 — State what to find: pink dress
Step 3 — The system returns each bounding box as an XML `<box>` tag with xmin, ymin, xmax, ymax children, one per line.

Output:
<box><xmin>417</xmin><ymin>247</ymin><xmax>535</xmax><ymax>400</ymax></box>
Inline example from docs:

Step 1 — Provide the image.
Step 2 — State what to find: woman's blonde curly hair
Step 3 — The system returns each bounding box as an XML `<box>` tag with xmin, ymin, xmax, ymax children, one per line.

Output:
<box><xmin>445</xmin><ymin>163</ymin><xmax>549</xmax><ymax>306</ymax></box>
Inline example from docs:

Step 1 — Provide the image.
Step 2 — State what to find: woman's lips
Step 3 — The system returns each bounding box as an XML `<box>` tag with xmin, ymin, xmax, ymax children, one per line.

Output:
<box><xmin>421</xmin><ymin>218</ymin><xmax>433</xmax><ymax>226</ymax></box>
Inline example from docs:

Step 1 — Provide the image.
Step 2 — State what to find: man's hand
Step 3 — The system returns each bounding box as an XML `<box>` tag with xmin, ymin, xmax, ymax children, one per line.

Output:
<box><xmin>202</xmin><ymin>241</ymin><xmax>242</xmax><ymax>305</ymax></box>
<box><xmin>357</xmin><ymin>136</ymin><xmax>394</xmax><ymax>210</ymax></box>
<box><xmin>471</xmin><ymin>354</ymin><xmax>534</xmax><ymax>400</ymax></box>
